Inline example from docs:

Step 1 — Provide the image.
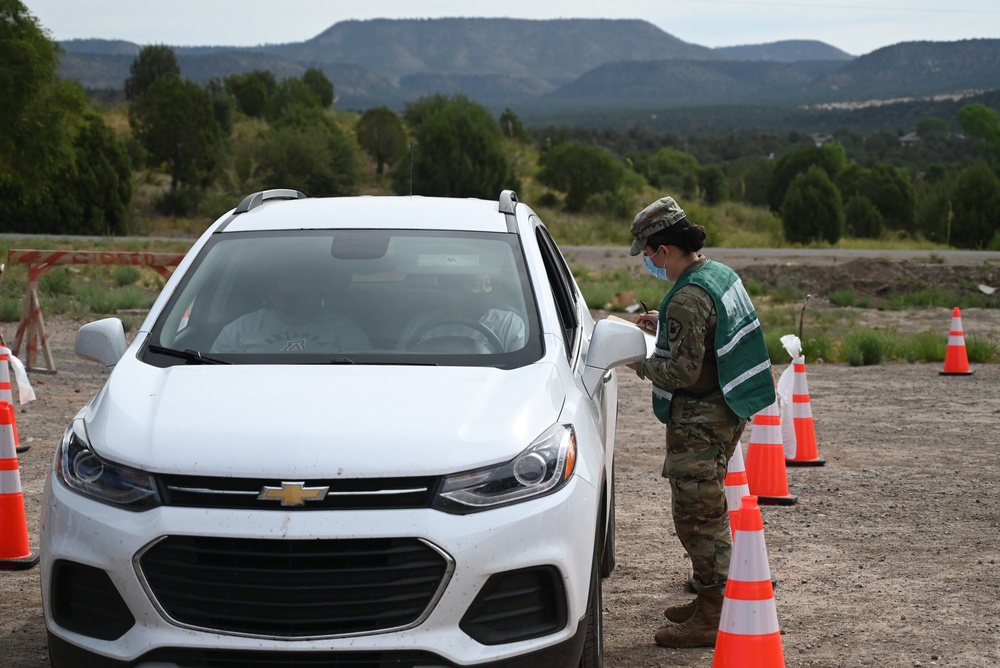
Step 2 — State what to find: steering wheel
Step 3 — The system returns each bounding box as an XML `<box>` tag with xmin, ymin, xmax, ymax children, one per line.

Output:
<box><xmin>405</xmin><ymin>316</ymin><xmax>504</xmax><ymax>353</ymax></box>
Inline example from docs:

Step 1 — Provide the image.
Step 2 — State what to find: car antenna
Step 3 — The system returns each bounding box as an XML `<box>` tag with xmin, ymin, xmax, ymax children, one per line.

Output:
<box><xmin>409</xmin><ymin>142</ymin><xmax>414</xmax><ymax>196</ymax></box>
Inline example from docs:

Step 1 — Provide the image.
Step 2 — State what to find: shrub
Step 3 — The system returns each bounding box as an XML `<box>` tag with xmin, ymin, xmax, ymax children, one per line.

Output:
<box><xmin>40</xmin><ymin>269</ymin><xmax>73</xmax><ymax>296</ymax></box>
<box><xmin>781</xmin><ymin>165</ymin><xmax>845</xmax><ymax>244</ymax></box>
<box><xmin>901</xmin><ymin>330</ymin><xmax>947</xmax><ymax>362</ymax></box>
<box><xmin>844</xmin><ymin>196</ymin><xmax>885</xmax><ymax>239</ymax></box>
<box><xmin>841</xmin><ymin>328</ymin><xmax>891</xmax><ymax>366</ymax></box>
<box><xmin>828</xmin><ymin>287</ymin><xmax>857</xmax><ymax>307</ymax></box>
<box><xmin>113</xmin><ymin>266</ymin><xmax>141</xmax><ymax>287</ymax></box>
<box><xmin>966</xmin><ymin>335</ymin><xmax>998</xmax><ymax>363</ymax></box>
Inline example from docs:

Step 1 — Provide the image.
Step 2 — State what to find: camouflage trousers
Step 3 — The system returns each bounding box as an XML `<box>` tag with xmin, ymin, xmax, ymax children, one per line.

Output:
<box><xmin>662</xmin><ymin>393</ymin><xmax>748</xmax><ymax>593</ymax></box>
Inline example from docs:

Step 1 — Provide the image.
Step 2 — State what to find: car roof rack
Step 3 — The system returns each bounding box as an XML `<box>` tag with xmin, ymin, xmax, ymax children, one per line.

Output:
<box><xmin>499</xmin><ymin>190</ymin><xmax>519</xmax><ymax>232</ymax></box>
<box><xmin>234</xmin><ymin>189</ymin><xmax>308</xmax><ymax>214</ymax></box>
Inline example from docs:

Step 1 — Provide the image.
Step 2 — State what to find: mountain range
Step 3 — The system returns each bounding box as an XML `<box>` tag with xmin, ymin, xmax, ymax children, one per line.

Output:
<box><xmin>57</xmin><ymin>18</ymin><xmax>1000</xmax><ymax>130</ymax></box>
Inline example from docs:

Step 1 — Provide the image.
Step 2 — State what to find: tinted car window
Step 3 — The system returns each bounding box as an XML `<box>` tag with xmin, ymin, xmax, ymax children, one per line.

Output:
<box><xmin>146</xmin><ymin>229</ymin><xmax>541</xmax><ymax>368</ymax></box>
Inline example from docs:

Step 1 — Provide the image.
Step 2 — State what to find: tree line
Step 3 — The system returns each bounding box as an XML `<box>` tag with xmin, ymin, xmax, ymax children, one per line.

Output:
<box><xmin>2</xmin><ymin>0</ymin><xmax>999</xmax><ymax>248</ymax></box>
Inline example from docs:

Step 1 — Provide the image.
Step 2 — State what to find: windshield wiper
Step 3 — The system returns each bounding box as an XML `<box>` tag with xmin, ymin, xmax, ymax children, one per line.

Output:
<box><xmin>147</xmin><ymin>344</ymin><xmax>231</xmax><ymax>365</ymax></box>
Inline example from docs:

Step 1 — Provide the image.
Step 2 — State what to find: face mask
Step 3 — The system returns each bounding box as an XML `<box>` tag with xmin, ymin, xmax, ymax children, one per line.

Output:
<box><xmin>644</xmin><ymin>254</ymin><xmax>668</xmax><ymax>281</ymax></box>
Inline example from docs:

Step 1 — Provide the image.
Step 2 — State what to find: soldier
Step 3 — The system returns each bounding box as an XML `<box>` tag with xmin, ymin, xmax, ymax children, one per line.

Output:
<box><xmin>627</xmin><ymin>196</ymin><xmax>775</xmax><ymax>648</ymax></box>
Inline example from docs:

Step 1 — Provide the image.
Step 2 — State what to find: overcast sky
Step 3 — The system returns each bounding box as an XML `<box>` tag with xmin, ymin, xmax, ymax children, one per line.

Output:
<box><xmin>24</xmin><ymin>0</ymin><xmax>1000</xmax><ymax>57</ymax></box>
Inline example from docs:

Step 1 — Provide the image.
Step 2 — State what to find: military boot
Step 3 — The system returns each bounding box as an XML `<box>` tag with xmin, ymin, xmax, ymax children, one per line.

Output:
<box><xmin>654</xmin><ymin>590</ymin><xmax>725</xmax><ymax>648</ymax></box>
<box><xmin>662</xmin><ymin>597</ymin><xmax>697</xmax><ymax>623</ymax></box>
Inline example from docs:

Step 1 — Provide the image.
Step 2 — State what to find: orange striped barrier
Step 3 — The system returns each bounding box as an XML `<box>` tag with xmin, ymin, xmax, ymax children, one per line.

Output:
<box><xmin>940</xmin><ymin>306</ymin><xmax>974</xmax><ymax>376</ymax></box>
<box><xmin>745</xmin><ymin>401</ymin><xmax>797</xmax><ymax>505</ymax></box>
<box><xmin>724</xmin><ymin>442</ymin><xmax>750</xmax><ymax>536</ymax></box>
<box><xmin>784</xmin><ymin>356</ymin><xmax>825</xmax><ymax>467</ymax></box>
<box><xmin>0</xmin><ymin>403</ymin><xmax>38</xmax><ymax>569</ymax></box>
<box><xmin>712</xmin><ymin>495</ymin><xmax>786</xmax><ymax>668</ymax></box>
<box><xmin>7</xmin><ymin>249</ymin><xmax>186</xmax><ymax>373</ymax></box>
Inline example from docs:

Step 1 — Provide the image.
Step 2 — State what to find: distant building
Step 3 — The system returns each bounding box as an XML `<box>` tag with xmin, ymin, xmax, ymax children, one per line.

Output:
<box><xmin>899</xmin><ymin>132</ymin><xmax>921</xmax><ymax>146</ymax></box>
<box><xmin>809</xmin><ymin>133</ymin><xmax>834</xmax><ymax>147</ymax></box>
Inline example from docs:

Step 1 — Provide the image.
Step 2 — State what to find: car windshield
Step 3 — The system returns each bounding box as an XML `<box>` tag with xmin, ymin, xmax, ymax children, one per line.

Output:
<box><xmin>146</xmin><ymin>229</ymin><xmax>541</xmax><ymax>368</ymax></box>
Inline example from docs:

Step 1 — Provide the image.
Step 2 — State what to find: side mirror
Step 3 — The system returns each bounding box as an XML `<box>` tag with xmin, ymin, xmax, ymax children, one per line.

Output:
<box><xmin>75</xmin><ymin>318</ymin><xmax>127</xmax><ymax>368</ymax></box>
<box><xmin>582</xmin><ymin>319</ymin><xmax>648</xmax><ymax>395</ymax></box>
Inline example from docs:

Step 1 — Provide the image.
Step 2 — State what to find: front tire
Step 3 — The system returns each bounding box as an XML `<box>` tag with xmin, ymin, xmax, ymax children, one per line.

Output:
<box><xmin>578</xmin><ymin>543</ymin><xmax>604</xmax><ymax>668</ymax></box>
<box><xmin>599</xmin><ymin>470</ymin><xmax>616</xmax><ymax>578</ymax></box>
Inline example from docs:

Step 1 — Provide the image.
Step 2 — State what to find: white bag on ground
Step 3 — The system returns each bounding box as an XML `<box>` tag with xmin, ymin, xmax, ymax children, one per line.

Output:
<box><xmin>777</xmin><ymin>335</ymin><xmax>800</xmax><ymax>459</ymax></box>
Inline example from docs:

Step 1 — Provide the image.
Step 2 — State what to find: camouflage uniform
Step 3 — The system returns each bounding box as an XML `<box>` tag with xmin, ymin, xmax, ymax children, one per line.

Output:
<box><xmin>634</xmin><ymin>256</ymin><xmax>748</xmax><ymax>593</ymax></box>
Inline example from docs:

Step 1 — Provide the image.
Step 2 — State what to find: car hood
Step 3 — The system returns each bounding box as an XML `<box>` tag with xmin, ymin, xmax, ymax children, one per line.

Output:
<box><xmin>84</xmin><ymin>360</ymin><xmax>567</xmax><ymax>478</ymax></box>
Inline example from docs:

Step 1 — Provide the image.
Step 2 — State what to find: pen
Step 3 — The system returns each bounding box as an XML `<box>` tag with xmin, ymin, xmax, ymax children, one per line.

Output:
<box><xmin>640</xmin><ymin>300</ymin><xmax>650</xmax><ymax>313</ymax></box>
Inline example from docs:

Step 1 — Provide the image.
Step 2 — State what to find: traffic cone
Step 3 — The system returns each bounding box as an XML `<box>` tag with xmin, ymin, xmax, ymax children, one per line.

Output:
<box><xmin>712</xmin><ymin>495</ymin><xmax>786</xmax><ymax>668</ymax></box>
<box><xmin>940</xmin><ymin>306</ymin><xmax>974</xmax><ymax>376</ymax></box>
<box><xmin>0</xmin><ymin>349</ymin><xmax>28</xmax><ymax>455</ymax></box>
<box><xmin>688</xmin><ymin>442</ymin><xmax>752</xmax><ymax>592</ymax></box>
<box><xmin>725</xmin><ymin>442</ymin><xmax>750</xmax><ymax>536</ymax></box>
<box><xmin>0</xmin><ymin>402</ymin><xmax>38</xmax><ymax>569</ymax></box>
<box><xmin>784</xmin><ymin>356</ymin><xmax>824</xmax><ymax>467</ymax></box>
<box><xmin>745</xmin><ymin>400</ymin><xmax>797</xmax><ymax>506</ymax></box>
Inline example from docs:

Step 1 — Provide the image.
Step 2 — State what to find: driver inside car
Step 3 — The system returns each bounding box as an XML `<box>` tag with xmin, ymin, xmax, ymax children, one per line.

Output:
<box><xmin>211</xmin><ymin>267</ymin><xmax>372</xmax><ymax>354</ymax></box>
<box><xmin>398</xmin><ymin>272</ymin><xmax>526</xmax><ymax>353</ymax></box>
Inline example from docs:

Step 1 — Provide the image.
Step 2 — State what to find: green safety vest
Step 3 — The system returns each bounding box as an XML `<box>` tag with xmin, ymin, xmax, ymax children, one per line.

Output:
<box><xmin>651</xmin><ymin>260</ymin><xmax>775</xmax><ymax>422</ymax></box>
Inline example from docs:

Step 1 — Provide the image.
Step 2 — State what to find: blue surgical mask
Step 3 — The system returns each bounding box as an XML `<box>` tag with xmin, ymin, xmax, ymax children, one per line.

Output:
<box><xmin>644</xmin><ymin>254</ymin><xmax>668</xmax><ymax>281</ymax></box>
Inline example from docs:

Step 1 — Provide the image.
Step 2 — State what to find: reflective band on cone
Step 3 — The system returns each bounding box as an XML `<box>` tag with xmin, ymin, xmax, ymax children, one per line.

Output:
<box><xmin>940</xmin><ymin>307</ymin><xmax>974</xmax><ymax>376</ymax></box>
<box><xmin>0</xmin><ymin>403</ymin><xmax>37</xmax><ymax>569</ymax></box>
<box><xmin>785</xmin><ymin>356</ymin><xmax>824</xmax><ymax>467</ymax></box>
<box><xmin>712</xmin><ymin>495</ymin><xmax>786</xmax><ymax>668</ymax></box>
<box><xmin>745</xmin><ymin>401</ymin><xmax>797</xmax><ymax>506</ymax></box>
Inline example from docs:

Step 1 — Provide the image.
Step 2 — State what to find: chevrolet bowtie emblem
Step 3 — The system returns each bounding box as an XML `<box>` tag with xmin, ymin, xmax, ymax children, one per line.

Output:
<box><xmin>258</xmin><ymin>482</ymin><xmax>330</xmax><ymax>507</ymax></box>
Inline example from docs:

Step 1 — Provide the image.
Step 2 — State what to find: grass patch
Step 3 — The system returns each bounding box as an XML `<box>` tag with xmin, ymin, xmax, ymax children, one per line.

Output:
<box><xmin>966</xmin><ymin>336</ymin><xmax>999</xmax><ymax>363</ymax></box>
<box><xmin>72</xmin><ymin>284</ymin><xmax>157</xmax><ymax>315</ymax></box>
<box><xmin>898</xmin><ymin>330</ymin><xmax>947</xmax><ymax>363</ymax></box>
<box><xmin>113</xmin><ymin>265</ymin><xmax>142</xmax><ymax>287</ymax></box>
<box><xmin>574</xmin><ymin>265</ymin><xmax>668</xmax><ymax>312</ymax></box>
<box><xmin>885</xmin><ymin>288</ymin><xmax>978</xmax><ymax>309</ymax></box>
<box><xmin>841</xmin><ymin>328</ymin><xmax>892</xmax><ymax>366</ymax></box>
<box><xmin>827</xmin><ymin>287</ymin><xmax>871</xmax><ymax>308</ymax></box>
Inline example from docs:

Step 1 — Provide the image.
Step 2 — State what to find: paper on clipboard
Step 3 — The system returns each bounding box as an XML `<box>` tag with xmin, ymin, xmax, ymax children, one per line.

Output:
<box><xmin>605</xmin><ymin>314</ymin><xmax>656</xmax><ymax>357</ymax></box>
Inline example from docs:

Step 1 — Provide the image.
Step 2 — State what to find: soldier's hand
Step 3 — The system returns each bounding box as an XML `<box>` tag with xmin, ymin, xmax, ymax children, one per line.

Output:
<box><xmin>635</xmin><ymin>312</ymin><xmax>658</xmax><ymax>333</ymax></box>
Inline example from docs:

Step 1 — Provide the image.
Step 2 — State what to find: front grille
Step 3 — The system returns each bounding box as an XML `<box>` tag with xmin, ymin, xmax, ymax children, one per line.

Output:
<box><xmin>138</xmin><ymin>536</ymin><xmax>452</xmax><ymax>638</ymax></box>
<box><xmin>138</xmin><ymin>647</ymin><xmax>456</xmax><ymax>667</ymax></box>
<box><xmin>158</xmin><ymin>475</ymin><xmax>440</xmax><ymax>510</ymax></box>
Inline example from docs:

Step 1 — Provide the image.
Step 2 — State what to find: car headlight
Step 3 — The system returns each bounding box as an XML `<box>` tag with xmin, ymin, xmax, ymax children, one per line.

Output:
<box><xmin>434</xmin><ymin>424</ymin><xmax>577</xmax><ymax>513</ymax></box>
<box><xmin>55</xmin><ymin>418</ymin><xmax>161</xmax><ymax>511</ymax></box>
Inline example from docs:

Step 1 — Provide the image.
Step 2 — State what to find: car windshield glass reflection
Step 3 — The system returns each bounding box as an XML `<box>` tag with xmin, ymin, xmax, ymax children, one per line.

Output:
<box><xmin>147</xmin><ymin>230</ymin><xmax>538</xmax><ymax>367</ymax></box>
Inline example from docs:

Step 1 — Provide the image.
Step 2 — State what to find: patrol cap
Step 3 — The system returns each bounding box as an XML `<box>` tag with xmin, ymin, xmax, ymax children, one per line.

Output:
<box><xmin>628</xmin><ymin>196</ymin><xmax>687</xmax><ymax>256</ymax></box>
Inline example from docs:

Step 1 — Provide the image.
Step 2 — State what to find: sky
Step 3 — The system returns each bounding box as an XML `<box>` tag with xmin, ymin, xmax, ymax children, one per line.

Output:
<box><xmin>24</xmin><ymin>0</ymin><xmax>1000</xmax><ymax>57</ymax></box>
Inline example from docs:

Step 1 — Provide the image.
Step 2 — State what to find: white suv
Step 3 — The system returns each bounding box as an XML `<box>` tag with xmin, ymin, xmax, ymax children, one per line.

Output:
<box><xmin>40</xmin><ymin>189</ymin><xmax>646</xmax><ymax>667</ymax></box>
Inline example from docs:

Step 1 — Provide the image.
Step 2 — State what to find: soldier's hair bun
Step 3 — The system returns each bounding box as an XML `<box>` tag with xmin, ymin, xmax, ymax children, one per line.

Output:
<box><xmin>646</xmin><ymin>218</ymin><xmax>706</xmax><ymax>254</ymax></box>
<box><xmin>682</xmin><ymin>225</ymin><xmax>707</xmax><ymax>253</ymax></box>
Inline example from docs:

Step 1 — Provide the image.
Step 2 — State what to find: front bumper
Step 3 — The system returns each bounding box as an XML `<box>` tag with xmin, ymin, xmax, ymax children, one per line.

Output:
<box><xmin>41</xmin><ymin>471</ymin><xmax>598</xmax><ymax>666</ymax></box>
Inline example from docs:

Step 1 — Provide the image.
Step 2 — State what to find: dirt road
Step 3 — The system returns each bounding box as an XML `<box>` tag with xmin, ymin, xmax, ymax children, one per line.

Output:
<box><xmin>2</xmin><ymin>301</ymin><xmax>999</xmax><ymax>666</ymax></box>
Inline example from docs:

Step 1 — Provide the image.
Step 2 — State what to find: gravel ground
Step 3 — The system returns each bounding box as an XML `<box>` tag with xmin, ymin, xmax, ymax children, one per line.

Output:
<box><xmin>2</xmin><ymin>295</ymin><xmax>999</xmax><ymax>666</ymax></box>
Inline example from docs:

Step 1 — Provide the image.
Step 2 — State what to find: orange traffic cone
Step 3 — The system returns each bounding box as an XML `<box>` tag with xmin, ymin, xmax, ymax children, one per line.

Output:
<box><xmin>784</xmin><ymin>356</ymin><xmax>824</xmax><ymax>467</ymax></box>
<box><xmin>745</xmin><ymin>400</ymin><xmax>797</xmax><ymax>506</ymax></box>
<box><xmin>0</xmin><ymin>349</ymin><xmax>28</xmax><ymax>454</ymax></box>
<box><xmin>725</xmin><ymin>442</ymin><xmax>750</xmax><ymax>536</ymax></box>
<box><xmin>0</xmin><ymin>402</ymin><xmax>38</xmax><ymax>569</ymax></box>
<box><xmin>688</xmin><ymin>442</ymin><xmax>752</xmax><ymax>592</ymax></box>
<box><xmin>712</xmin><ymin>495</ymin><xmax>786</xmax><ymax>668</ymax></box>
<box><xmin>940</xmin><ymin>306</ymin><xmax>974</xmax><ymax>376</ymax></box>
